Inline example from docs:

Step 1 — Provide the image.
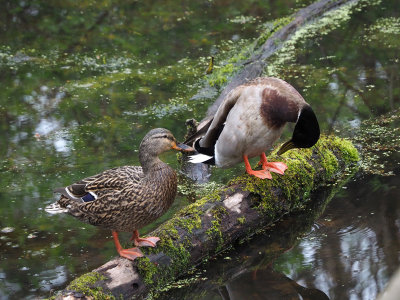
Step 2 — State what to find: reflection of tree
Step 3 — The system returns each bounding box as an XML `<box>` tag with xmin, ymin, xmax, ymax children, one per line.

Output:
<box><xmin>1</xmin><ymin>0</ymin><xmax>293</xmax><ymax>63</ymax></box>
<box><xmin>220</xmin><ymin>267</ymin><xmax>329</xmax><ymax>300</ymax></box>
<box><xmin>287</xmin><ymin>174</ymin><xmax>400</xmax><ymax>299</ymax></box>
<box><xmin>65</xmin><ymin>11</ymin><xmax>109</xmax><ymax>54</ymax></box>
<box><xmin>290</xmin><ymin>0</ymin><xmax>400</xmax><ymax>132</ymax></box>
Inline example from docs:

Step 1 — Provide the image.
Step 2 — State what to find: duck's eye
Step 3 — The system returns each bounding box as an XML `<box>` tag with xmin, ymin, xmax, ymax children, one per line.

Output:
<box><xmin>163</xmin><ymin>135</ymin><xmax>168</xmax><ymax>139</ymax></box>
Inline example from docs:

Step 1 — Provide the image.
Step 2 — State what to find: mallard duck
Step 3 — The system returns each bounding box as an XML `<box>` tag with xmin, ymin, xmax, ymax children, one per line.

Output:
<box><xmin>45</xmin><ymin>128</ymin><xmax>193</xmax><ymax>261</ymax></box>
<box><xmin>186</xmin><ymin>77</ymin><xmax>320</xmax><ymax>179</ymax></box>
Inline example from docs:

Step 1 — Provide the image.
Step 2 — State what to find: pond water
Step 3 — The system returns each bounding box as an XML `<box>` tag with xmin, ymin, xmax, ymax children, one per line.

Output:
<box><xmin>0</xmin><ymin>0</ymin><xmax>399</xmax><ymax>299</ymax></box>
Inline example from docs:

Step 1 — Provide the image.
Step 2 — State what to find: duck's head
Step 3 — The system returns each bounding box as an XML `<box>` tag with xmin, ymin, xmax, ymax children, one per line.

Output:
<box><xmin>140</xmin><ymin>128</ymin><xmax>194</xmax><ymax>157</ymax></box>
<box><xmin>277</xmin><ymin>105</ymin><xmax>320</xmax><ymax>155</ymax></box>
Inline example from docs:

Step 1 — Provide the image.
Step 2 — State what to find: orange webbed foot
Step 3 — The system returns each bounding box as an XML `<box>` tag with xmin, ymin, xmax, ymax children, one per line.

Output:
<box><xmin>264</xmin><ymin>161</ymin><xmax>288</xmax><ymax>175</ymax></box>
<box><xmin>112</xmin><ymin>230</ymin><xmax>144</xmax><ymax>261</ymax></box>
<box><xmin>246</xmin><ymin>169</ymin><xmax>272</xmax><ymax>179</ymax></box>
<box><xmin>243</xmin><ymin>154</ymin><xmax>273</xmax><ymax>179</ymax></box>
<box><xmin>133</xmin><ymin>236</ymin><xmax>160</xmax><ymax>247</ymax></box>
<box><xmin>259</xmin><ymin>153</ymin><xmax>288</xmax><ymax>175</ymax></box>
<box><xmin>131</xmin><ymin>230</ymin><xmax>160</xmax><ymax>247</ymax></box>
<box><xmin>118</xmin><ymin>247</ymin><xmax>144</xmax><ymax>261</ymax></box>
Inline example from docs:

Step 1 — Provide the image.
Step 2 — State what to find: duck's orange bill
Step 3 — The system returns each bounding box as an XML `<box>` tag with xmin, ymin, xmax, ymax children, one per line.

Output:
<box><xmin>172</xmin><ymin>143</ymin><xmax>195</xmax><ymax>152</ymax></box>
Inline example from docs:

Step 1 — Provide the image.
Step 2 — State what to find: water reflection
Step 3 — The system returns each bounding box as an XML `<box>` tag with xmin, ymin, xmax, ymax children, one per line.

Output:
<box><xmin>273</xmin><ymin>173</ymin><xmax>400</xmax><ymax>300</ymax></box>
<box><xmin>219</xmin><ymin>268</ymin><xmax>329</xmax><ymax>300</ymax></box>
<box><xmin>264</xmin><ymin>0</ymin><xmax>400</xmax><ymax>135</ymax></box>
<box><xmin>158</xmin><ymin>172</ymin><xmax>400</xmax><ymax>300</ymax></box>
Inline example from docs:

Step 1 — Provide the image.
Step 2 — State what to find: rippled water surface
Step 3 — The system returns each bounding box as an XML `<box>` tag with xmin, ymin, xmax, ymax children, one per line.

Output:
<box><xmin>1</xmin><ymin>0</ymin><xmax>400</xmax><ymax>299</ymax></box>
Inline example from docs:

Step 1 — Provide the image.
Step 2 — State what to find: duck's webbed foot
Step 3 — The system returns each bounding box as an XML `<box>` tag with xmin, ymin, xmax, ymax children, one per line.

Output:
<box><xmin>243</xmin><ymin>154</ymin><xmax>272</xmax><ymax>179</ymax></box>
<box><xmin>259</xmin><ymin>153</ymin><xmax>288</xmax><ymax>175</ymax></box>
<box><xmin>244</xmin><ymin>154</ymin><xmax>288</xmax><ymax>179</ymax></box>
<box><xmin>119</xmin><ymin>248</ymin><xmax>144</xmax><ymax>260</ymax></box>
<box><xmin>131</xmin><ymin>230</ymin><xmax>160</xmax><ymax>247</ymax></box>
<box><xmin>112</xmin><ymin>230</ymin><xmax>144</xmax><ymax>261</ymax></box>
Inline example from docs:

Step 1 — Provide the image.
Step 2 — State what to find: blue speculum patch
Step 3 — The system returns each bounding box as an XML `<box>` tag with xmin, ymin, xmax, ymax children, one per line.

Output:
<box><xmin>81</xmin><ymin>193</ymin><xmax>96</xmax><ymax>202</ymax></box>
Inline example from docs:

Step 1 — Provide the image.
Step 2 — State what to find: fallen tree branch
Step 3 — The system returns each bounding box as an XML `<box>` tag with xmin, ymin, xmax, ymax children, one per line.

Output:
<box><xmin>56</xmin><ymin>135</ymin><xmax>359</xmax><ymax>299</ymax></box>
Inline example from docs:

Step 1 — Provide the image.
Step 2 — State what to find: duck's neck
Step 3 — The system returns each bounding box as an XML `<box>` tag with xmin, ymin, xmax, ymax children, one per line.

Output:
<box><xmin>139</xmin><ymin>150</ymin><xmax>166</xmax><ymax>174</ymax></box>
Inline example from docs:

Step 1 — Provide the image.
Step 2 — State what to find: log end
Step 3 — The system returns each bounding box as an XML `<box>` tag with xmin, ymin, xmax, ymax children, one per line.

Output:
<box><xmin>55</xmin><ymin>271</ymin><xmax>114</xmax><ymax>299</ymax></box>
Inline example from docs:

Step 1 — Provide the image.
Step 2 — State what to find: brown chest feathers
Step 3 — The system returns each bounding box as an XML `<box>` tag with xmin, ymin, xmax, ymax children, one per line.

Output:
<box><xmin>260</xmin><ymin>86</ymin><xmax>301</xmax><ymax>129</ymax></box>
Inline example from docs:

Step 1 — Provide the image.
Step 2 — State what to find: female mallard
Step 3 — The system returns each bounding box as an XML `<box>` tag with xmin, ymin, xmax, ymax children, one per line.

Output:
<box><xmin>45</xmin><ymin>128</ymin><xmax>193</xmax><ymax>261</ymax></box>
<box><xmin>186</xmin><ymin>77</ymin><xmax>320</xmax><ymax>179</ymax></box>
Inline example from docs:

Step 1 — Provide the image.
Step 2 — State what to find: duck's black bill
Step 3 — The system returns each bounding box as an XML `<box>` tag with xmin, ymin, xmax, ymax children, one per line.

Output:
<box><xmin>277</xmin><ymin>140</ymin><xmax>296</xmax><ymax>155</ymax></box>
<box><xmin>173</xmin><ymin>143</ymin><xmax>195</xmax><ymax>152</ymax></box>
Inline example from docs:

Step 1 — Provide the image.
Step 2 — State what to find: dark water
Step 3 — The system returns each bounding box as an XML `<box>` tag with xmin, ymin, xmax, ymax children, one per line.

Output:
<box><xmin>0</xmin><ymin>0</ymin><xmax>400</xmax><ymax>299</ymax></box>
<box><xmin>273</xmin><ymin>173</ymin><xmax>400</xmax><ymax>300</ymax></box>
<box><xmin>160</xmin><ymin>171</ymin><xmax>400</xmax><ymax>300</ymax></box>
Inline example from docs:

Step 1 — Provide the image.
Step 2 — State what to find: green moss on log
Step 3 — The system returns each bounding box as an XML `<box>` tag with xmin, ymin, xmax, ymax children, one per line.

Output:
<box><xmin>230</xmin><ymin>135</ymin><xmax>358</xmax><ymax>215</ymax></box>
<box><xmin>205</xmin><ymin>205</ymin><xmax>228</xmax><ymax>252</ymax></box>
<box><xmin>66</xmin><ymin>272</ymin><xmax>114</xmax><ymax>300</ymax></box>
<box><xmin>64</xmin><ymin>135</ymin><xmax>359</xmax><ymax>298</ymax></box>
<box><xmin>136</xmin><ymin>135</ymin><xmax>359</xmax><ymax>292</ymax></box>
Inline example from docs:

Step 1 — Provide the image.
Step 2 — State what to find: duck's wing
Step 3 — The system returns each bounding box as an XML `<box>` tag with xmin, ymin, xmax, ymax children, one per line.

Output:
<box><xmin>198</xmin><ymin>85</ymin><xmax>244</xmax><ymax>149</ymax></box>
<box><xmin>68</xmin><ymin>182</ymin><xmax>145</xmax><ymax>229</ymax></box>
<box><xmin>54</xmin><ymin>166</ymin><xmax>144</xmax><ymax>202</ymax></box>
<box><xmin>83</xmin><ymin>166</ymin><xmax>143</xmax><ymax>190</ymax></box>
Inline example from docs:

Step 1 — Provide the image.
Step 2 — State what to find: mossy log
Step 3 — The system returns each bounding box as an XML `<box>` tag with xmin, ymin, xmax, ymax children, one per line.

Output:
<box><xmin>56</xmin><ymin>135</ymin><xmax>359</xmax><ymax>299</ymax></box>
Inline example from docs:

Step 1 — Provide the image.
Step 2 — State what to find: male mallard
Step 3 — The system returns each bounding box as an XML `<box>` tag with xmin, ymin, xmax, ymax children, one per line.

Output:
<box><xmin>186</xmin><ymin>77</ymin><xmax>320</xmax><ymax>179</ymax></box>
<box><xmin>45</xmin><ymin>128</ymin><xmax>193</xmax><ymax>261</ymax></box>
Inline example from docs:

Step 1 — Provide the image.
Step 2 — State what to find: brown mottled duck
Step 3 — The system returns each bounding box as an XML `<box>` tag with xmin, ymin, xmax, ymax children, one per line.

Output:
<box><xmin>45</xmin><ymin>128</ymin><xmax>193</xmax><ymax>261</ymax></box>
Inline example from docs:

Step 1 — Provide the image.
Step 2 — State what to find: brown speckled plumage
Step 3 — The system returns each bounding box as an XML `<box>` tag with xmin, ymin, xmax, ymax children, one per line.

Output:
<box><xmin>46</xmin><ymin>128</ymin><xmax>192</xmax><ymax>260</ymax></box>
<box><xmin>54</xmin><ymin>128</ymin><xmax>179</xmax><ymax>232</ymax></box>
<box><xmin>58</xmin><ymin>165</ymin><xmax>177</xmax><ymax>232</ymax></box>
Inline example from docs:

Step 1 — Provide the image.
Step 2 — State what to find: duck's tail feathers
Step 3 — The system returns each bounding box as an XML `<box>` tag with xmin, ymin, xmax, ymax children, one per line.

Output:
<box><xmin>188</xmin><ymin>153</ymin><xmax>214</xmax><ymax>164</ymax></box>
<box><xmin>44</xmin><ymin>202</ymin><xmax>68</xmax><ymax>215</ymax></box>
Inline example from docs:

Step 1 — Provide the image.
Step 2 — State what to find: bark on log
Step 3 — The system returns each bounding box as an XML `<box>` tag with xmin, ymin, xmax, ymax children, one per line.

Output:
<box><xmin>56</xmin><ymin>135</ymin><xmax>359</xmax><ymax>299</ymax></box>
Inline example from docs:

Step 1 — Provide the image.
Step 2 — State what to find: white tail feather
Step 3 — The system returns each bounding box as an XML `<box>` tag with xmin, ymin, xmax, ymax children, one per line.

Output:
<box><xmin>188</xmin><ymin>153</ymin><xmax>213</xmax><ymax>164</ymax></box>
<box><xmin>45</xmin><ymin>202</ymin><xmax>68</xmax><ymax>214</ymax></box>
